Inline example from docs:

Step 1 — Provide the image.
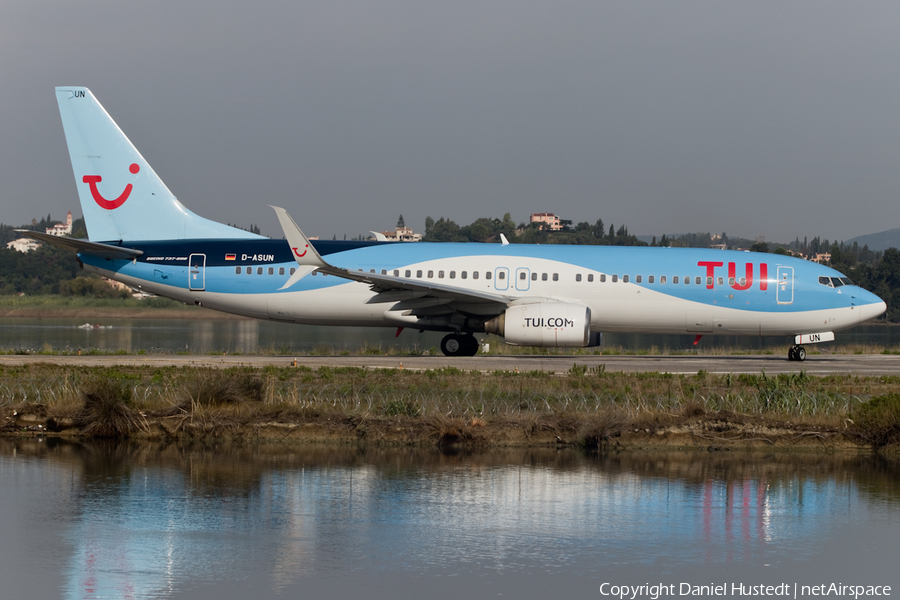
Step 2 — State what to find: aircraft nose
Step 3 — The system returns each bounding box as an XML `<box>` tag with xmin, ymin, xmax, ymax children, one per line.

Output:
<box><xmin>857</xmin><ymin>294</ymin><xmax>887</xmax><ymax>324</ymax></box>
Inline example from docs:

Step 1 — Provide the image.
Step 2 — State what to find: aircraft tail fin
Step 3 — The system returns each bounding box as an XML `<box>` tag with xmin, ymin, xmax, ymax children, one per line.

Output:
<box><xmin>55</xmin><ymin>87</ymin><xmax>263</xmax><ymax>242</ymax></box>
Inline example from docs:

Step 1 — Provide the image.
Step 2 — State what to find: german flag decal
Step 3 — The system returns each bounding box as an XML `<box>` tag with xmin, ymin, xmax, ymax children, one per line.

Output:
<box><xmin>225</xmin><ymin>253</ymin><xmax>236</xmax><ymax>261</ymax></box>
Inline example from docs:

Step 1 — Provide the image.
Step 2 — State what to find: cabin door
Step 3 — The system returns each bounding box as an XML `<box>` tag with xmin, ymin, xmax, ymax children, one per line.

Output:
<box><xmin>776</xmin><ymin>266</ymin><xmax>793</xmax><ymax>304</ymax></box>
<box><xmin>189</xmin><ymin>254</ymin><xmax>206</xmax><ymax>291</ymax></box>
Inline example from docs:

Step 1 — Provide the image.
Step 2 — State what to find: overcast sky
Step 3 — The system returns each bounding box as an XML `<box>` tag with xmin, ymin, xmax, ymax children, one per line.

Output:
<box><xmin>3</xmin><ymin>1</ymin><xmax>900</xmax><ymax>243</ymax></box>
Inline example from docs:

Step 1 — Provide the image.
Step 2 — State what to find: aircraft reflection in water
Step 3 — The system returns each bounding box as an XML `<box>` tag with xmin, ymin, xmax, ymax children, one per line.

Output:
<box><xmin>12</xmin><ymin>447</ymin><xmax>882</xmax><ymax>599</ymax></box>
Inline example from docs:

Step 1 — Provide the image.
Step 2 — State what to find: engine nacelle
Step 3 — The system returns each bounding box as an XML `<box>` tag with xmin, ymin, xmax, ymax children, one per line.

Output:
<box><xmin>485</xmin><ymin>302</ymin><xmax>592</xmax><ymax>347</ymax></box>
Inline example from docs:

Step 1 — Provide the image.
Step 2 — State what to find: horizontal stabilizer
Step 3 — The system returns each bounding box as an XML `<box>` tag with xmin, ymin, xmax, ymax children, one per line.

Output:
<box><xmin>15</xmin><ymin>230</ymin><xmax>143</xmax><ymax>260</ymax></box>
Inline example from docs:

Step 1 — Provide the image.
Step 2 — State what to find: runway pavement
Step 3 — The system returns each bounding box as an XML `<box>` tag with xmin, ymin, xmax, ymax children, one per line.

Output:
<box><xmin>1</xmin><ymin>353</ymin><xmax>899</xmax><ymax>375</ymax></box>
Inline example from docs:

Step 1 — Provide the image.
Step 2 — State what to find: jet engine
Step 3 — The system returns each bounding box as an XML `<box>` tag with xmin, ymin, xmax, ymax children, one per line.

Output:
<box><xmin>484</xmin><ymin>302</ymin><xmax>594</xmax><ymax>347</ymax></box>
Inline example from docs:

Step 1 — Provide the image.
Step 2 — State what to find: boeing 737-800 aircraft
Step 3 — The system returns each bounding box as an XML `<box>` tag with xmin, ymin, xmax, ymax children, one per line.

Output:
<box><xmin>20</xmin><ymin>87</ymin><xmax>886</xmax><ymax>359</ymax></box>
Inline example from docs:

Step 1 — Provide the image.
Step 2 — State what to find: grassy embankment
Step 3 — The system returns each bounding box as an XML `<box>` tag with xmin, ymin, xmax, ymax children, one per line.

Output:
<box><xmin>2</xmin><ymin>363</ymin><xmax>899</xmax><ymax>451</ymax></box>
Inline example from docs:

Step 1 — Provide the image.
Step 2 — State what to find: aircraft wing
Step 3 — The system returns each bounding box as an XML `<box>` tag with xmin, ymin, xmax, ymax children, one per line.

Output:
<box><xmin>270</xmin><ymin>206</ymin><xmax>512</xmax><ymax>312</ymax></box>
<box><xmin>15</xmin><ymin>230</ymin><xmax>143</xmax><ymax>260</ymax></box>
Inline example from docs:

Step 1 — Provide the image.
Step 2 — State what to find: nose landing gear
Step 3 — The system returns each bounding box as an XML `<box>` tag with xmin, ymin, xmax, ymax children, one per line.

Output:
<box><xmin>440</xmin><ymin>333</ymin><xmax>479</xmax><ymax>357</ymax></box>
<box><xmin>788</xmin><ymin>345</ymin><xmax>806</xmax><ymax>362</ymax></box>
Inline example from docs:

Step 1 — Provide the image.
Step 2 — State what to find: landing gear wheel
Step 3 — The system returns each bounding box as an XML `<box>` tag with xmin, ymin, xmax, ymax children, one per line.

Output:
<box><xmin>788</xmin><ymin>345</ymin><xmax>806</xmax><ymax>362</ymax></box>
<box><xmin>440</xmin><ymin>334</ymin><xmax>479</xmax><ymax>357</ymax></box>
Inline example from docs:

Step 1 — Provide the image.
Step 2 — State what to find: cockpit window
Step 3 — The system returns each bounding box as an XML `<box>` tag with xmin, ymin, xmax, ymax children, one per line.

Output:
<box><xmin>830</xmin><ymin>277</ymin><xmax>844</xmax><ymax>288</ymax></box>
<box><xmin>818</xmin><ymin>276</ymin><xmax>833</xmax><ymax>287</ymax></box>
<box><xmin>840</xmin><ymin>277</ymin><xmax>854</xmax><ymax>286</ymax></box>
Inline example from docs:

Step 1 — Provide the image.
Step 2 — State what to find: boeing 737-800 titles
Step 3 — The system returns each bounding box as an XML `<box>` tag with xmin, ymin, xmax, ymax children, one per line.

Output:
<box><xmin>19</xmin><ymin>87</ymin><xmax>886</xmax><ymax>359</ymax></box>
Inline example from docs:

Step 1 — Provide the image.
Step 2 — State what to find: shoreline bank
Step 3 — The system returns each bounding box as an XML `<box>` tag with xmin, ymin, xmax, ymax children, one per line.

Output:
<box><xmin>1</xmin><ymin>363</ymin><xmax>897</xmax><ymax>451</ymax></box>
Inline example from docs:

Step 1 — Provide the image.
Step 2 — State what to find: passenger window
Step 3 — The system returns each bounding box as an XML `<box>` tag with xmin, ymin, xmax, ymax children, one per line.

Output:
<box><xmin>235</xmin><ymin>267</ymin><xmax>241</xmax><ymax>274</ymax></box>
<box><xmin>486</xmin><ymin>272</ymin><xmax>492</xmax><ymax>280</ymax></box>
<box><xmin>531</xmin><ymin>272</ymin><xmax>537</xmax><ymax>281</ymax></box>
<box><xmin>473</xmin><ymin>272</ymin><xmax>479</xmax><ymax>280</ymax></box>
<box><xmin>588</xmin><ymin>274</ymin><xmax>594</xmax><ymax>282</ymax></box>
<box><xmin>684</xmin><ymin>276</ymin><xmax>690</xmax><ymax>284</ymax></box>
<box><xmin>279</xmin><ymin>267</ymin><xmax>285</xmax><ymax>275</ymax></box>
<box><xmin>600</xmin><ymin>274</ymin><xmax>606</xmax><ymax>282</ymax></box>
<box><xmin>728</xmin><ymin>277</ymin><xmax>735</xmax><ymax>286</ymax></box>
<box><xmin>405</xmin><ymin>270</ymin><xmax>411</xmax><ymax>278</ymax></box>
<box><xmin>290</xmin><ymin>268</ymin><xmax>296</xmax><ymax>275</ymax></box>
<box><xmin>439</xmin><ymin>270</ymin><xmax>445</xmax><ymax>278</ymax></box>
<box><xmin>695</xmin><ymin>276</ymin><xmax>702</xmax><ymax>285</ymax></box>
<box><xmin>673</xmin><ymin>276</ymin><xmax>679</xmax><ymax>284</ymax></box>
<box><xmin>660</xmin><ymin>276</ymin><xmax>666</xmax><ymax>284</ymax></box>
<box><xmin>381</xmin><ymin>269</ymin><xmax>387</xmax><ymax>275</ymax></box>
<box><xmin>393</xmin><ymin>270</ymin><xmax>400</xmax><ymax>277</ymax></box>
<box><xmin>268</xmin><ymin>267</ymin><xmax>274</xmax><ymax>275</ymax></box>
<box><xmin>462</xmin><ymin>271</ymin><xmax>468</xmax><ymax>279</ymax></box>
<box><xmin>648</xmin><ymin>275</ymin><xmax>654</xmax><ymax>283</ymax></box>
<box><xmin>416</xmin><ymin>270</ymin><xmax>422</xmax><ymax>278</ymax></box>
<box><xmin>257</xmin><ymin>267</ymin><xmax>263</xmax><ymax>275</ymax></box>
<box><xmin>623</xmin><ymin>275</ymin><xmax>629</xmax><ymax>283</ymax></box>
<box><xmin>428</xmin><ymin>270</ymin><xmax>434</xmax><ymax>278</ymax></box>
<box><xmin>575</xmin><ymin>274</ymin><xmax>582</xmax><ymax>282</ymax></box>
<box><xmin>552</xmin><ymin>273</ymin><xmax>559</xmax><ymax>281</ymax></box>
<box><xmin>717</xmin><ymin>277</ymin><xmax>724</xmax><ymax>286</ymax></box>
<box><xmin>520</xmin><ymin>272</ymin><xmax>527</xmax><ymax>280</ymax></box>
<box><xmin>450</xmin><ymin>271</ymin><xmax>456</xmax><ymax>279</ymax></box>
<box><xmin>612</xmin><ymin>274</ymin><xmax>618</xmax><ymax>283</ymax></box>
<box><xmin>542</xmin><ymin>273</ymin><xmax>548</xmax><ymax>281</ymax></box>
<box><xmin>498</xmin><ymin>272</ymin><xmax>505</xmax><ymax>280</ymax></box>
<box><xmin>635</xmin><ymin>275</ymin><xmax>642</xmax><ymax>283</ymax></box>
<box><xmin>246</xmin><ymin>267</ymin><xmax>252</xmax><ymax>275</ymax></box>
<box><xmin>739</xmin><ymin>277</ymin><xmax>746</xmax><ymax>286</ymax></box>
<box><xmin>706</xmin><ymin>276</ymin><xmax>712</xmax><ymax>286</ymax></box>
<box><xmin>370</xmin><ymin>269</ymin><xmax>376</xmax><ymax>274</ymax></box>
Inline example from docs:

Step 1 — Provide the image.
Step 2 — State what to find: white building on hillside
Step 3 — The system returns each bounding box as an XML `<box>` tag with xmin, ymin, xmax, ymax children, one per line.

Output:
<box><xmin>6</xmin><ymin>238</ymin><xmax>42</xmax><ymax>253</ymax></box>
<box><xmin>46</xmin><ymin>211</ymin><xmax>73</xmax><ymax>237</ymax></box>
<box><xmin>372</xmin><ymin>226</ymin><xmax>422</xmax><ymax>242</ymax></box>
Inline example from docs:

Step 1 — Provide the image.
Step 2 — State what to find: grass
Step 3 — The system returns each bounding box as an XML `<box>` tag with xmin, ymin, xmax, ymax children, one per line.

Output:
<box><xmin>0</xmin><ymin>363</ymin><xmax>898</xmax><ymax>449</ymax></box>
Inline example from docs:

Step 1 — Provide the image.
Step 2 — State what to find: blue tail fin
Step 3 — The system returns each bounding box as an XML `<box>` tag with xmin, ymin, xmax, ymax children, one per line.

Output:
<box><xmin>55</xmin><ymin>87</ymin><xmax>262</xmax><ymax>242</ymax></box>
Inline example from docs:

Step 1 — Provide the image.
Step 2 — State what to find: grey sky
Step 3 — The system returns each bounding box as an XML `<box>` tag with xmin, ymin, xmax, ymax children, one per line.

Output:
<box><xmin>3</xmin><ymin>1</ymin><xmax>899</xmax><ymax>243</ymax></box>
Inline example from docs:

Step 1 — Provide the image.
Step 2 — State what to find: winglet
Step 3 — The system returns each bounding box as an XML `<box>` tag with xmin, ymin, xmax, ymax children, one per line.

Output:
<box><xmin>270</xmin><ymin>206</ymin><xmax>328</xmax><ymax>268</ymax></box>
<box><xmin>500</xmin><ymin>233</ymin><xmax>510</xmax><ymax>246</ymax></box>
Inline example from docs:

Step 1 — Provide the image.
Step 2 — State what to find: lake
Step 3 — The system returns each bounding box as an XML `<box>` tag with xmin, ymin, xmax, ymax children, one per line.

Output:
<box><xmin>1</xmin><ymin>440</ymin><xmax>898</xmax><ymax>599</ymax></box>
<box><xmin>1</xmin><ymin>317</ymin><xmax>898</xmax><ymax>354</ymax></box>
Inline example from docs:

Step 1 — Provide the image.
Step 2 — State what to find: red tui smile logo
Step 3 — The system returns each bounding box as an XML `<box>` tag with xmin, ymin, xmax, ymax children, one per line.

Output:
<box><xmin>83</xmin><ymin>163</ymin><xmax>140</xmax><ymax>210</ymax></box>
<box><xmin>292</xmin><ymin>245</ymin><xmax>308</xmax><ymax>258</ymax></box>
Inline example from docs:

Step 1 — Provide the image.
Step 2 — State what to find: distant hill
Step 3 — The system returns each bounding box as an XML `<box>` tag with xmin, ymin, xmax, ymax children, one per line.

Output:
<box><xmin>846</xmin><ymin>228</ymin><xmax>900</xmax><ymax>252</ymax></box>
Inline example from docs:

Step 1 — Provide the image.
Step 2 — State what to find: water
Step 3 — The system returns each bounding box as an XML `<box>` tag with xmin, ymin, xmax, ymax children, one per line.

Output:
<box><xmin>1</xmin><ymin>317</ymin><xmax>897</xmax><ymax>354</ymax></box>
<box><xmin>1</xmin><ymin>440</ymin><xmax>898</xmax><ymax>599</ymax></box>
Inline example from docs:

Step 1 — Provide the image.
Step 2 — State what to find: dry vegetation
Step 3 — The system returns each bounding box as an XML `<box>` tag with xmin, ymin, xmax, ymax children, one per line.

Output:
<box><xmin>1</xmin><ymin>363</ymin><xmax>899</xmax><ymax>450</ymax></box>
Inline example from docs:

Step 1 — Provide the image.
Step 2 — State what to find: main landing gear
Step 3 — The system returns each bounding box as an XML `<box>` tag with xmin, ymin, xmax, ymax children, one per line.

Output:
<box><xmin>440</xmin><ymin>333</ymin><xmax>479</xmax><ymax>357</ymax></box>
<box><xmin>788</xmin><ymin>345</ymin><xmax>806</xmax><ymax>362</ymax></box>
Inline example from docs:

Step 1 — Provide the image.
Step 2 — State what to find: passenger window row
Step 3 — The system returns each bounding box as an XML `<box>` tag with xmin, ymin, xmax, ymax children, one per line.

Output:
<box><xmin>236</xmin><ymin>266</ymin><xmax>297</xmax><ymax>275</ymax></box>
<box><xmin>234</xmin><ymin>265</ymin><xmax>759</xmax><ymax>289</ymax></box>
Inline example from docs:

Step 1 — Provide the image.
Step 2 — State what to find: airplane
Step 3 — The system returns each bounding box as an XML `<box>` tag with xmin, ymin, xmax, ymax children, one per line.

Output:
<box><xmin>19</xmin><ymin>86</ymin><xmax>887</xmax><ymax>361</ymax></box>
